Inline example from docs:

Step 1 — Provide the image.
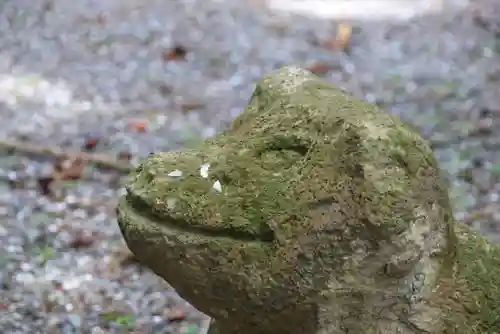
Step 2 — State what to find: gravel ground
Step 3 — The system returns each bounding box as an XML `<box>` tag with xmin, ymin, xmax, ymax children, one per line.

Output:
<box><xmin>1</xmin><ymin>0</ymin><xmax>500</xmax><ymax>333</ymax></box>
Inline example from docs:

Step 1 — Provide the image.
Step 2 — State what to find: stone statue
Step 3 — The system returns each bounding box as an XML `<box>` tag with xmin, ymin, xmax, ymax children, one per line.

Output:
<box><xmin>116</xmin><ymin>66</ymin><xmax>500</xmax><ymax>334</ymax></box>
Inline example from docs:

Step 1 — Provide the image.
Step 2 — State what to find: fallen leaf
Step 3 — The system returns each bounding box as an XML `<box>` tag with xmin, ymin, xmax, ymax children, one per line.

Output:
<box><xmin>52</xmin><ymin>280</ymin><xmax>64</xmax><ymax>290</ymax></box>
<box><xmin>165</xmin><ymin>308</ymin><xmax>186</xmax><ymax>322</ymax></box>
<box><xmin>181</xmin><ymin>102</ymin><xmax>205</xmax><ymax>113</ymax></box>
<box><xmin>95</xmin><ymin>13</ymin><xmax>107</xmax><ymax>25</ymax></box>
<box><xmin>114</xmin><ymin>314</ymin><xmax>136</xmax><ymax>329</ymax></box>
<box><xmin>128</xmin><ymin>119</ymin><xmax>148</xmax><ymax>132</ymax></box>
<box><xmin>100</xmin><ymin>311</ymin><xmax>136</xmax><ymax>329</ymax></box>
<box><xmin>162</xmin><ymin>45</ymin><xmax>188</xmax><ymax>61</ymax></box>
<box><xmin>57</xmin><ymin>157</ymin><xmax>87</xmax><ymax>181</ymax></box>
<box><xmin>324</xmin><ymin>23</ymin><xmax>353</xmax><ymax>50</ymax></box>
<box><xmin>307</xmin><ymin>61</ymin><xmax>333</xmax><ymax>75</ymax></box>
<box><xmin>68</xmin><ymin>229</ymin><xmax>97</xmax><ymax>249</ymax></box>
<box><xmin>117</xmin><ymin>151</ymin><xmax>132</xmax><ymax>162</ymax></box>
<box><xmin>83</xmin><ymin>137</ymin><xmax>99</xmax><ymax>151</ymax></box>
<box><xmin>37</xmin><ymin>157</ymin><xmax>87</xmax><ymax>197</ymax></box>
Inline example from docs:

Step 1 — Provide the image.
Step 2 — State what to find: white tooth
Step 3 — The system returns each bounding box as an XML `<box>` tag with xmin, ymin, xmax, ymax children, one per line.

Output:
<box><xmin>167</xmin><ymin>169</ymin><xmax>183</xmax><ymax>177</ymax></box>
<box><xmin>200</xmin><ymin>163</ymin><xmax>210</xmax><ymax>178</ymax></box>
<box><xmin>167</xmin><ymin>198</ymin><xmax>177</xmax><ymax>209</ymax></box>
<box><xmin>212</xmin><ymin>180</ymin><xmax>222</xmax><ymax>192</ymax></box>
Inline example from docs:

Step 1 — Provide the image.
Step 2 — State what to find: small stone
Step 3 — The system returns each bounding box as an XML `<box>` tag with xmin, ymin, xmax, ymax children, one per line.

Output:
<box><xmin>65</xmin><ymin>195</ymin><xmax>78</xmax><ymax>205</ymax></box>
<box><xmin>63</xmin><ymin>277</ymin><xmax>83</xmax><ymax>290</ymax></box>
<box><xmin>15</xmin><ymin>272</ymin><xmax>35</xmax><ymax>284</ymax></box>
<box><xmin>66</xmin><ymin>314</ymin><xmax>82</xmax><ymax>328</ymax></box>
<box><xmin>20</xmin><ymin>262</ymin><xmax>32</xmax><ymax>271</ymax></box>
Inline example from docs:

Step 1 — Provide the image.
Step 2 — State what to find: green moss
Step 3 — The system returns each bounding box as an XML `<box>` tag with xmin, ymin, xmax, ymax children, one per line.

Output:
<box><xmin>453</xmin><ymin>224</ymin><xmax>500</xmax><ymax>333</ymax></box>
<box><xmin>126</xmin><ymin>70</ymin><xmax>450</xmax><ymax>245</ymax></box>
<box><xmin>118</xmin><ymin>66</ymin><xmax>477</xmax><ymax>334</ymax></box>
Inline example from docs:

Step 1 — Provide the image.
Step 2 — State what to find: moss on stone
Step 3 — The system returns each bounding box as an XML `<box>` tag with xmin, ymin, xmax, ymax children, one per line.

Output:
<box><xmin>117</xmin><ymin>66</ymin><xmax>500</xmax><ymax>334</ymax></box>
<box><xmin>125</xmin><ymin>67</ymin><xmax>448</xmax><ymax>243</ymax></box>
<box><xmin>447</xmin><ymin>223</ymin><xmax>500</xmax><ymax>333</ymax></box>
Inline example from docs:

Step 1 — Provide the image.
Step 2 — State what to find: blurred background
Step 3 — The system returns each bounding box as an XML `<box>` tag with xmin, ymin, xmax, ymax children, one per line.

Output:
<box><xmin>0</xmin><ymin>0</ymin><xmax>500</xmax><ymax>332</ymax></box>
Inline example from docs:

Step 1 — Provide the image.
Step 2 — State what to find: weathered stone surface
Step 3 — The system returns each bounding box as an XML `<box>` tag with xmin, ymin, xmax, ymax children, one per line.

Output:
<box><xmin>116</xmin><ymin>66</ymin><xmax>500</xmax><ymax>334</ymax></box>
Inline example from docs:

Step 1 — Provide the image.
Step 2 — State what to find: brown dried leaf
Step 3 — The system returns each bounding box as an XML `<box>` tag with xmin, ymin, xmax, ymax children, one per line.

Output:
<box><xmin>68</xmin><ymin>229</ymin><xmax>97</xmax><ymax>249</ymax></box>
<box><xmin>117</xmin><ymin>151</ymin><xmax>132</xmax><ymax>162</ymax></box>
<box><xmin>165</xmin><ymin>308</ymin><xmax>186</xmax><ymax>322</ymax></box>
<box><xmin>307</xmin><ymin>61</ymin><xmax>333</xmax><ymax>75</ymax></box>
<box><xmin>324</xmin><ymin>23</ymin><xmax>353</xmax><ymax>50</ymax></box>
<box><xmin>162</xmin><ymin>45</ymin><xmax>188</xmax><ymax>62</ymax></box>
<box><xmin>181</xmin><ymin>102</ymin><xmax>205</xmax><ymax>113</ymax></box>
<box><xmin>128</xmin><ymin>119</ymin><xmax>148</xmax><ymax>133</ymax></box>
<box><xmin>83</xmin><ymin>137</ymin><xmax>99</xmax><ymax>151</ymax></box>
<box><xmin>57</xmin><ymin>157</ymin><xmax>87</xmax><ymax>181</ymax></box>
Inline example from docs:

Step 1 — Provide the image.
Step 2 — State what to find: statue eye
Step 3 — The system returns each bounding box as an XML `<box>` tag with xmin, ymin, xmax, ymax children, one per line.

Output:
<box><xmin>258</xmin><ymin>222</ymin><xmax>276</xmax><ymax>242</ymax></box>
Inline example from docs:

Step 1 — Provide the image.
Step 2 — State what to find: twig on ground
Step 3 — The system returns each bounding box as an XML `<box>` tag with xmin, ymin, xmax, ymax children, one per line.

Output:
<box><xmin>0</xmin><ymin>139</ymin><xmax>135</xmax><ymax>173</ymax></box>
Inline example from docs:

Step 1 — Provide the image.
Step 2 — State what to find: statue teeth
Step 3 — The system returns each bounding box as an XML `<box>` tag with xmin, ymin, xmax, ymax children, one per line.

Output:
<box><xmin>200</xmin><ymin>163</ymin><xmax>211</xmax><ymax>178</ymax></box>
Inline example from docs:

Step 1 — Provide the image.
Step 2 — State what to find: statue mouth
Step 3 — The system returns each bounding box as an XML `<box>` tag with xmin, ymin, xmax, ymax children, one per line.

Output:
<box><xmin>120</xmin><ymin>193</ymin><xmax>276</xmax><ymax>243</ymax></box>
